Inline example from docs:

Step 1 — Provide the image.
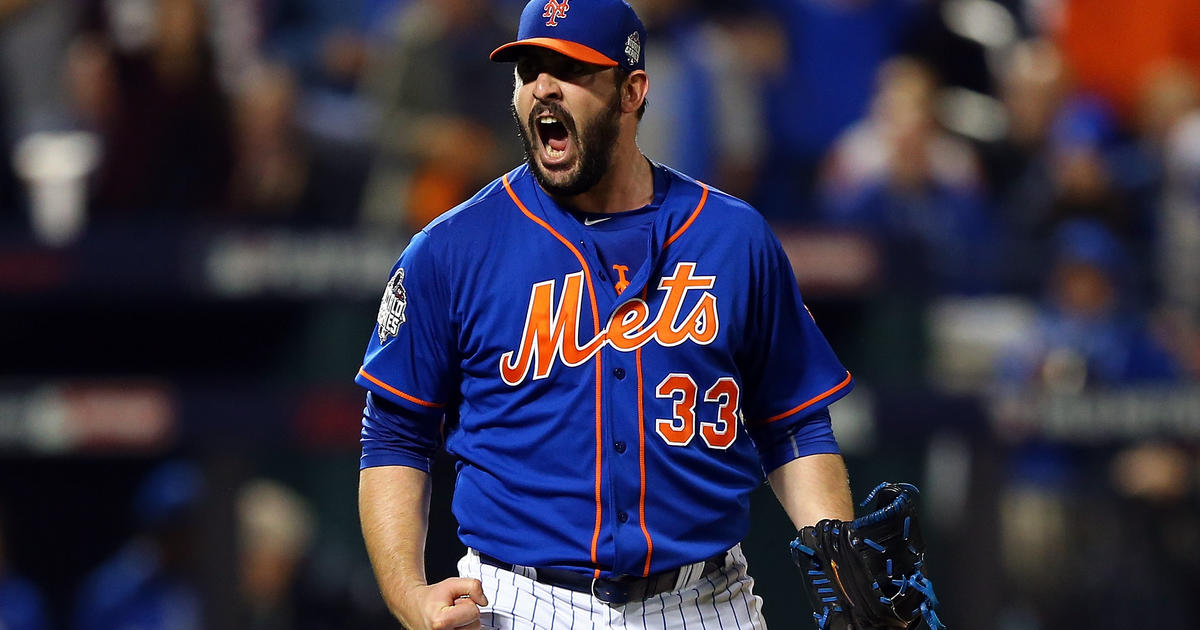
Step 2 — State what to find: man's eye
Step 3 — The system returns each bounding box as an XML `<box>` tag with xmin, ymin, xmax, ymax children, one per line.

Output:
<box><xmin>515</xmin><ymin>57</ymin><xmax>591</xmax><ymax>83</ymax></box>
<box><xmin>516</xmin><ymin>64</ymin><xmax>538</xmax><ymax>82</ymax></box>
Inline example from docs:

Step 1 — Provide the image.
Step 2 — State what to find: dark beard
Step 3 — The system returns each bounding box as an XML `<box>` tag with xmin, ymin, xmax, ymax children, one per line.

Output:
<box><xmin>512</xmin><ymin>94</ymin><xmax>622</xmax><ymax>198</ymax></box>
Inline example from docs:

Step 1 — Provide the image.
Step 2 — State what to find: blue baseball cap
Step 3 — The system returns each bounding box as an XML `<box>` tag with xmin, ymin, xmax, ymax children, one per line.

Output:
<box><xmin>1050</xmin><ymin>94</ymin><xmax>1117</xmax><ymax>154</ymax></box>
<box><xmin>1053</xmin><ymin>219</ymin><xmax>1126</xmax><ymax>276</ymax></box>
<box><xmin>490</xmin><ymin>0</ymin><xmax>647</xmax><ymax>72</ymax></box>
<box><xmin>135</xmin><ymin>460</ymin><xmax>202</xmax><ymax>529</ymax></box>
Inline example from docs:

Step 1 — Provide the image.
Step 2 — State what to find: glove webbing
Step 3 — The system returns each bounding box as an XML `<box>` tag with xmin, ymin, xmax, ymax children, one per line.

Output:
<box><xmin>791</xmin><ymin>483</ymin><xmax>947</xmax><ymax>630</ymax></box>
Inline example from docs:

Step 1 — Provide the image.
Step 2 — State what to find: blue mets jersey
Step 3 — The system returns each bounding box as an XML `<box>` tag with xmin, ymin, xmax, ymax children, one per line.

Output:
<box><xmin>357</xmin><ymin>163</ymin><xmax>853</xmax><ymax>579</ymax></box>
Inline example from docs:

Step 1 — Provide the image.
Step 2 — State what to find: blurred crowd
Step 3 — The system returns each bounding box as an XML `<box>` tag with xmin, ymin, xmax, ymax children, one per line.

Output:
<box><xmin>0</xmin><ymin>458</ymin><xmax>402</xmax><ymax>629</ymax></box>
<box><xmin>0</xmin><ymin>0</ymin><xmax>1199</xmax><ymax>628</ymax></box>
<box><xmin>0</xmin><ymin>0</ymin><xmax>1195</xmax><ymax>380</ymax></box>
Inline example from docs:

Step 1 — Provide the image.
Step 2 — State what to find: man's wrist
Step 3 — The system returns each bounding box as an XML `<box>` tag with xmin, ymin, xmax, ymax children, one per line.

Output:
<box><xmin>384</xmin><ymin>575</ymin><xmax>430</xmax><ymax>623</ymax></box>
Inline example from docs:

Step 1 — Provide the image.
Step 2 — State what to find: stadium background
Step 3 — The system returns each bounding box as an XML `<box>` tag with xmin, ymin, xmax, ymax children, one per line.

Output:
<box><xmin>0</xmin><ymin>0</ymin><xmax>1198</xmax><ymax>627</ymax></box>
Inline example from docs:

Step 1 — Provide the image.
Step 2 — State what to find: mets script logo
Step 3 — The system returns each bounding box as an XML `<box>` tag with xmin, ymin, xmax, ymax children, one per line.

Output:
<box><xmin>376</xmin><ymin>268</ymin><xmax>407</xmax><ymax>344</ymax></box>
<box><xmin>542</xmin><ymin>0</ymin><xmax>569</xmax><ymax>26</ymax></box>
<box><xmin>500</xmin><ymin>262</ymin><xmax>718</xmax><ymax>386</ymax></box>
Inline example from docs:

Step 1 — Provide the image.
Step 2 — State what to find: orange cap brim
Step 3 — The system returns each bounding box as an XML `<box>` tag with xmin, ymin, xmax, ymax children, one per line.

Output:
<box><xmin>490</xmin><ymin>37</ymin><xmax>618</xmax><ymax>67</ymax></box>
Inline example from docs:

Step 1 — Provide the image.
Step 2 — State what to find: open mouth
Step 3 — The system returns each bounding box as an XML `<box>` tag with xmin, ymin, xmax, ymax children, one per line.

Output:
<box><xmin>535</xmin><ymin>113</ymin><xmax>572</xmax><ymax>165</ymax></box>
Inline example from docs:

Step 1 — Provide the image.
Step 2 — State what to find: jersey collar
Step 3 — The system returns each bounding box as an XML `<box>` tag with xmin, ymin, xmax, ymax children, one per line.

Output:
<box><xmin>508</xmin><ymin>161</ymin><xmax>705</xmax><ymax>252</ymax></box>
<box><xmin>505</xmin><ymin>162</ymin><xmax>711</xmax><ymax>308</ymax></box>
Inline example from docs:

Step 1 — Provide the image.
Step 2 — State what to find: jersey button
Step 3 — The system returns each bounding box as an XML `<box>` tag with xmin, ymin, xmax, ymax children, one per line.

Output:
<box><xmin>614</xmin><ymin>441</ymin><xmax>626</xmax><ymax>453</ymax></box>
<box><xmin>613</xmin><ymin>367</ymin><xmax>626</xmax><ymax>380</ymax></box>
<box><xmin>617</xmin><ymin>512</ymin><xmax>629</xmax><ymax>523</ymax></box>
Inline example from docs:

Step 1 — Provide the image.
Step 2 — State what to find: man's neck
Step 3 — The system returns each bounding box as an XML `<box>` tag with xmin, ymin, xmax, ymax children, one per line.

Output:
<box><xmin>547</xmin><ymin>140</ymin><xmax>654</xmax><ymax>215</ymax></box>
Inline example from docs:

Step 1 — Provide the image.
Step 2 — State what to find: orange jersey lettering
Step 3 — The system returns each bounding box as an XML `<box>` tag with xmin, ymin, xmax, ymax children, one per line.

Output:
<box><xmin>500</xmin><ymin>262</ymin><xmax>719</xmax><ymax>386</ymax></box>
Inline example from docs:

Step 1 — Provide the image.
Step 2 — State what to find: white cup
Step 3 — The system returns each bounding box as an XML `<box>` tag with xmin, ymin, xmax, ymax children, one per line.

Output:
<box><xmin>14</xmin><ymin>131</ymin><xmax>99</xmax><ymax>246</ymax></box>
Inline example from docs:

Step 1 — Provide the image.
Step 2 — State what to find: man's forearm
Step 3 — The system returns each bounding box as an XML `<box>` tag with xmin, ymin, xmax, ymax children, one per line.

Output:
<box><xmin>360</xmin><ymin>465</ymin><xmax>433</xmax><ymax>618</ymax></box>
<box><xmin>767</xmin><ymin>453</ymin><xmax>854</xmax><ymax>528</ymax></box>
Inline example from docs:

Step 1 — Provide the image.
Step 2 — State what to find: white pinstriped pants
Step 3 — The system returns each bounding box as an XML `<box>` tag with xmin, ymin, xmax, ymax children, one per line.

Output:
<box><xmin>458</xmin><ymin>545</ymin><xmax>768</xmax><ymax>630</ymax></box>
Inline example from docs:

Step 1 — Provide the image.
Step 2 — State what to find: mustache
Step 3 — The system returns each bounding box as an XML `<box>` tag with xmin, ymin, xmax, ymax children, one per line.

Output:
<box><xmin>527</xmin><ymin>100</ymin><xmax>578</xmax><ymax>139</ymax></box>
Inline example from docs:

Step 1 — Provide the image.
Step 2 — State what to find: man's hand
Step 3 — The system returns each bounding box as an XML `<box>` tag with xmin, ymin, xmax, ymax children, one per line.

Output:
<box><xmin>360</xmin><ymin>467</ymin><xmax>488</xmax><ymax>629</ymax></box>
<box><xmin>397</xmin><ymin>577</ymin><xmax>489</xmax><ymax>630</ymax></box>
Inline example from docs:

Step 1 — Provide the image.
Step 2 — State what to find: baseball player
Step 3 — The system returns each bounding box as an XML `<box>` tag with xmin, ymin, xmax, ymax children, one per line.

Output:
<box><xmin>356</xmin><ymin>1</ymin><xmax>861</xmax><ymax>628</ymax></box>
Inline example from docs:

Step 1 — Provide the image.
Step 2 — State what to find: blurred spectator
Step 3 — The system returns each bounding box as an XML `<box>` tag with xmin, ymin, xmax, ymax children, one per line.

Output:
<box><xmin>1163</xmin><ymin>109</ymin><xmax>1200</xmax><ymax>271</ymax></box>
<box><xmin>224</xmin><ymin>56</ymin><xmax>367</xmax><ymax>227</ymax></box>
<box><xmin>259</xmin><ymin>0</ymin><xmax>381</xmax><ymax>146</ymax></box>
<box><xmin>1125</xmin><ymin>61</ymin><xmax>1200</xmax><ymax>299</ymax></box>
<box><xmin>0</xmin><ymin>0</ymin><xmax>76</xmax><ymax>137</ymax></box>
<box><xmin>1135</xmin><ymin>61</ymin><xmax>1200</xmax><ymax>151</ymax></box>
<box><xmin>67</xmin><ymin>0</ymin><xmax>233</xmax><ymax>217</ymax></box>
<box><xmin>358</xmin><ymin>0</ymin><xmax>520</xmax><ymax>230</ymax></box>
<box><xmin>1001</xmin><ymin>94</ymin><xmax>1162</xmax><ymax>291</ymax></box>
<box><xmin>996</xmin><ymin>220</ymin><xmax>1180</xmax><ymax>392</ymax></box>
<box><xmin>1035</xmin><ymin>95</ymin><xmax>1126</xmax><ymax>233</ymax></box>
<box><xmin>237</xmin><ymin>478</ymin><xmax>314</xmax><ymax>630</ymax></box>
<box><xmin>1158</xmin><ymin>105</ymin><xmax>1200</xmax><ymax>377</ymax></box>
<box><xmin>236</xmin><ymin>478</ymin><xmax>373</xmax><ymax>629</ymax></box>
<box><xmin>993</xmin><ymin>215</ymin><xmax>1190</xmax><ymax>627</ymax></box>
<box><xmin>0</xmin><ymin>510</ymin><xmax>48</xmax><ymax>630</ymax></box>
<box><xmin>632</xmin><ymin>0</ymin><xmax>769</xmax><ymax>199</ymax></box>
<box><xmin>0</xmin><ymin>0</ymin><xmax>81</xmax><ymax>229</ymax></box>
<box><xmin>73</xmin><ymin>460</ymin><xmax>205</xmax><ymax>630</ymax></box>
<box><xmin>999</xmin><ymin>440</ymin><xmax>1200</xmax><ymax>630</ymax></box>
<box><xmin>260</xmin><ymin>0</ymin><xmax>374</xmax><ymax>93</ymax></box>
<box><xmin>1096</xmin><ymin>441</ymin><xmax>1200</xmax><ymax>629</ymax></box>
<box><xmin>821</xmin><ymin>56</ymin><xmax>1000</xmax><ymax>294</ymax></box>
<box><xmin>1102</xmin><ymin>62</ymin><xmax>1200</xmax><ymax>246</ymax></box>
<box><xmin>752</xmin><ymin>0</ymin><xmax>921</xmax><ymax>221</ymax></box>
<box><xmin>227</xmin><ymin>62</ymin><xmax>313</xmax><ymax>221</ymax></box>
<box><xmin>979</xmin><ymin>39</ymin><xmax>1068</xmax><ymax>212</ymax></box>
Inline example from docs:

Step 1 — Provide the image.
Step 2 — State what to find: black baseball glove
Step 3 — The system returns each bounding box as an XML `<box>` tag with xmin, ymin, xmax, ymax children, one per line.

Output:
<box><xmin>789</xmin><ymin>482</ymin><xmax>945</xmax><ymax>630</ymax></box>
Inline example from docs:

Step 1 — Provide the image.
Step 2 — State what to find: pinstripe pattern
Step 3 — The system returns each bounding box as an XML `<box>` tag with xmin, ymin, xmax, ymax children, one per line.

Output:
<box><xmin>689</xmin><ymin>588</ymin><xmax>708</xmax><ymax>630</ymax></box>
<box><xmin>458</xmin><ymin>547</ymin><xmax>766</xmax><ymax>629</ymax></box>
<box><xmin>702</xmin><ymin>576</ymin><xmax>726</xmax><ymax>630</ymax></box>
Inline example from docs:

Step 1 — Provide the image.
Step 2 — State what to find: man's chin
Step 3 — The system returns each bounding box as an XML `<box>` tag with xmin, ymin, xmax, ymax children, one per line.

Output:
<box><xmin>531</xmin><ymin>160</ymin><xmax>586</xmax><ymax>195</ymax></box>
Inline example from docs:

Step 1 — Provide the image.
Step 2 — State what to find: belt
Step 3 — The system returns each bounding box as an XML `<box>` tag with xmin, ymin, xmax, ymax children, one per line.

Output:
<box><xmin>477</xmin><ymin>551</ymin><xmax>727</xmax><ymax>605</ymax></box>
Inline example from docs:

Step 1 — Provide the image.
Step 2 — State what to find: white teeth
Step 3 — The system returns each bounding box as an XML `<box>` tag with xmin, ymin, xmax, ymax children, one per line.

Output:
<box><xmin>538</xmin><ymin>114</ymin><xmax>566</xmax><ymax>159</ymax></box>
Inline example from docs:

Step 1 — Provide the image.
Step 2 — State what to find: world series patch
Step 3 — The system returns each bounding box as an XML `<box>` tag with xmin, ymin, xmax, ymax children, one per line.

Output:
<box><xmin>625</xmin><ymin>32</ymin><xmax>641</xmax><ymax>67</ymax></box>
<box><xmin>377</xmin><ymin>268</ymin><xmax>408</xmax><ymax>344</ymax></box>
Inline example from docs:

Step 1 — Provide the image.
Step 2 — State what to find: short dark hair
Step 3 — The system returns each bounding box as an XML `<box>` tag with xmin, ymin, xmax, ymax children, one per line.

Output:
<box><xmin>613</xmin><ymin>68</ymin><xmax>647</xmax><ymax>120</ymax></box>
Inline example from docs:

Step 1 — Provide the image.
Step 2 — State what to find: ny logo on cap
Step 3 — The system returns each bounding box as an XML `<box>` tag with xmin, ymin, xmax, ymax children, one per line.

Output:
<box><xmin>542</xmin><ymin>0</ymin><xmax>569</xmax><ymax>26</ymax></box>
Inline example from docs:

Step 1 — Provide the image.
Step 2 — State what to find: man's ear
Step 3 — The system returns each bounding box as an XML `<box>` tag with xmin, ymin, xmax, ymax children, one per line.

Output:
<box><xmin>622</xmin><ymin>70</ymin><xmax>649</xmax><ymax>114</ymax></box>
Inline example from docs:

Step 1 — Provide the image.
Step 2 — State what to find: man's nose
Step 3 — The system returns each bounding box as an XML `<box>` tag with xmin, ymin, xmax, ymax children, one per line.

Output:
<box><xmin>532</xmin><ymin>72</ymin><xmax>562</xmax><ymax>101</ymax></box>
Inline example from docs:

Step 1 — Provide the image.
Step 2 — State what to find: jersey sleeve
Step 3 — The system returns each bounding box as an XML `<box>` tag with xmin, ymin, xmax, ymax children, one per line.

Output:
<box><xmin>740</xmin><ymin>225</ymin><xmax>854</xmax><ymax>432</ymax></box>
<box><xmin>750</xmin><ymin>407</ymin><xmax>840</xmax><ymax>474</ymax></box>
<box><xmin>360</xmin><ymin>391</ymin><xmax>442</xmax><ymax>471</ymax></box>
<box><xmin>356</xmin><ymin>229</ymin><xmax>457</xmax><ymax>413</ymax></box>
